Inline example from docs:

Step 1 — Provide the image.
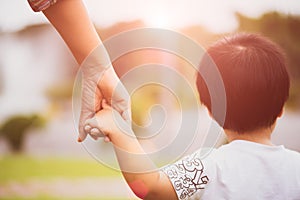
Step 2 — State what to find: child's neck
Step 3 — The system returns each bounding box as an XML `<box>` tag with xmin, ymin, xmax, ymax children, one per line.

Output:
<box><xmin>225</xmin><ymin>125</ymin><xmax>275</xmax><ymax>146</ymax></box>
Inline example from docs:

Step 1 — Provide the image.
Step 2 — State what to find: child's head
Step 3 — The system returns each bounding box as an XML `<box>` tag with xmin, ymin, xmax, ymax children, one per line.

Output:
<box><xmin>196</xmin><ymin>33</ymin><xmax>290</xmax><ymax>133</ymax></box>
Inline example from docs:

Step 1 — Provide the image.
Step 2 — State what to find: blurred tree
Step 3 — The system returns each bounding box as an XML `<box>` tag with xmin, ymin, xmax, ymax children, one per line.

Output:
<box><xmin>236</xmin><ymin>12</ymin><xmax>300</xmax><ymax>109</ymax></box>
<box><xmin>0</xmin><ymin>114</ymin><xmax>46</xmax><ymax>152</ymax></box>
<box><xmin>45</xmin><ymin>81</ymin><xmax>74</xmax><ymax>102</ymax></box>
<box><xmin>131</xmin><ymin>84</ymin><xmax>162</xmax><ymax>129</ymax></box>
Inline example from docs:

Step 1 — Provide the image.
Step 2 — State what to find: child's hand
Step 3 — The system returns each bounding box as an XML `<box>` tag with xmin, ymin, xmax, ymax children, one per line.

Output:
<box><xmin>84</xmin><ymin>100</ymin><xmax>131</xmax><ymax>143</ymax></box>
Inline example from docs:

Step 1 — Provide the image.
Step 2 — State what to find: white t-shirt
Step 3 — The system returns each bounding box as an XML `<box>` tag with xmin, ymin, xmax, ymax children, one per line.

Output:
<box><xmin>163</xmin><ymin>140</ymin><xmax>300</xmax><ymax>200</ymax></box>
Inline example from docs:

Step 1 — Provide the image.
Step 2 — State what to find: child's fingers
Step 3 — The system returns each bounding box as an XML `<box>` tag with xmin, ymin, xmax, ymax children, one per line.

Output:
<box><xmin>84</xmin><ymin>125</ymin><xmax>92</xmax><ymax>133</ymax></box>
<box><xmin>91</xmin><ymin>135</ymin><xmax>98</xmax><ymax>140</ymax></box>
<box><xmin>90</xmin><ymin>127</ymin><xmax>102</xmax><ymax>137</ymax></box>
<box><xmin>85</xmin><ymin>117</ymin><xmax>99</xmax><ymax>129</ymax></box>
<box><xmin>84</xmin><ymin>124</ymin><xmax>102</xmax><ymax>140</ymax></box>
<box><xmin>86</xmin><ymin>123</ymin><xmax>110</xmax><ymax>142</ymax></box>
<box><xmin>104</xmin><ymin>136</ymin><xmax>111</xmax><ymax>143</ymax></box>
<box><xmin>84</xmin><ymin>117</ymin><xmax>105</xmax><ymax>138</ymax></box>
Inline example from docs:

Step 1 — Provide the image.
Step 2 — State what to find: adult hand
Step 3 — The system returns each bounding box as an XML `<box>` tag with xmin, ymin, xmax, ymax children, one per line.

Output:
<box><xmin>31</xmin><ymin>0</ymin><xmax>130</xmax><ymax>141</ymax></box>
<box><xmin>78</xmin><ymin>44</ymin><xmax>131</xmax><ymax>142</ymax></box>
<box><xmin>85</xmin><ymin>99</ymin><xmax>132</xmax><ymax>143</ymax></box>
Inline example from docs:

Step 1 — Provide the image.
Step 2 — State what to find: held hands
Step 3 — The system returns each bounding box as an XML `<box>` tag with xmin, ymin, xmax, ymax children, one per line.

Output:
<box><xmin>84</xmin><ymin>99</ymin><xmax>131</xmax><ymax>143</ymax></box>
<box><xmin>78</xmin><ymin>44</ymin><xmax>131</xmax><ymax>142</ymax></box>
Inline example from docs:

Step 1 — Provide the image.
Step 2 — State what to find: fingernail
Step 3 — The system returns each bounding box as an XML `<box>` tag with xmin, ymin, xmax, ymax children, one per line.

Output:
<box><xmin>84</xmin><ymin>125</ymin><xmax>91</xmax><ymax>132</ymax></box>
<box><xmin>104</xmin><ymin>137</ymin><xmax>111</xmax><ymax>143</ymax></box>
<box><xmin>77</xmin><ymin>137</ymin><xmax>82</xmax><ymax>143</ymax></box>
<box><xmin>91</xmin><ymin>128</ymin><xmax>100</xmax><ymax>136</ymax></box>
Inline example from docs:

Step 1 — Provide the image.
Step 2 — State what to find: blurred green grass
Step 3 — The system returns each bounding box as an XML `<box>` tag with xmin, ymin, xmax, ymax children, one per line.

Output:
<box><xmin>0</xmin><ymin>154</ymin><xmax>120</xmax><ymax>183</ymax></box>
<box><xmin>0</xmin><ymin>155</ymin><xmax>130</xmax><ymax>199</ymax></box>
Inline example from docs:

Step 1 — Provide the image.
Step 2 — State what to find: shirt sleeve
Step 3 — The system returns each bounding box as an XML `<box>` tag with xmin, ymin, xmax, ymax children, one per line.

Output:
<box><xmin>28</xmin><ymin>0</ymin><xmax>58</xmax><ymax>12</ymax></box>
<box><xmin>163</xmin><ymin>150</ymin><xmax>210</xmax><ymax>200</ymax></box>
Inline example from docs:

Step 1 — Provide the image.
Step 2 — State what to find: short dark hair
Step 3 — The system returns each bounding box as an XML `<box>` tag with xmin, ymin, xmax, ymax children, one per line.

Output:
<box><xmin>196</xmin><ymin>33</ymin><xmax>290</xmax><ymax>133</ymax></box>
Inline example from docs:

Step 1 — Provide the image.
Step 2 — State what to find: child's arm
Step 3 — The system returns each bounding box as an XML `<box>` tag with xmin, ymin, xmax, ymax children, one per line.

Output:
<box><xmin>85</xmin><ymin>100</ymin><xmax>177</xmax><ymax>199</ymax></box>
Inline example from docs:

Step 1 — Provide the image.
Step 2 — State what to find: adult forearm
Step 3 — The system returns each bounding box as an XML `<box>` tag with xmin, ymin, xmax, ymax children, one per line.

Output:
<box><xmin>42</xmin><ymin>0</ymin><xmax>101</xmax><ymax>64</ymax></box>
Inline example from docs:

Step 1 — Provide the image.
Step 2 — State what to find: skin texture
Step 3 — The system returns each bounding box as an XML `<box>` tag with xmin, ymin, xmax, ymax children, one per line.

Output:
<box><xmin>128</xmin><ymin>180</ymin><xmax>149</xmax><ymax>199</ymax></box>
<box><xmin>88</xmin><ymin>100</ymin><xmax>281</xmax><ymax>199</ymax></box>
<box><xmin>42</xmin><ymin>0</ymin><xmax>130</xmax><ymax>142</ymax></box>
<box><xmin>43</xmin><ymin>0</ymin><xmax>100</xmax><ymax>64</ymax></box>
<box><xmin>85</xmin><ymin>100</ymin><xmax>178</xmax><ymax>199</ymax></box>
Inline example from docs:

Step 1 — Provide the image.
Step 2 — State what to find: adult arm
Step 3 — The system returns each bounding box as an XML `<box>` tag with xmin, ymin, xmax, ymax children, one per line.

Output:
<box><xmin>28</xmin><ymin>0</ymin><xmax>131</xmax><ymax>141</ymax></box>
<box><xmin>42</xmin><ymin>0</ymin><xmax>100</xmax><ymax>64</ymax></box>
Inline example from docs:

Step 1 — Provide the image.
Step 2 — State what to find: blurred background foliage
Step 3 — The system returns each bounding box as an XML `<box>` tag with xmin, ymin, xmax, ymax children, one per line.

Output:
<box><xmin>0</xmin><ymin>10</ymin><xmax>299</xmax><ymax>160</ymax></box>
<box><xmin>97</xmin><ymin>12</ymin><xmax>300</xmax><ymax>126</ymax></box>
<box><xmin>236</xmin><ymin>12</ymin><xmax>300</xmax><ymax>109</ymax></box>
<box><xmin>0</xmin><ymin>114</ymin><xmax>45</xmax><ymax>152</ymax></box>
<box><xmin>0</xmin><ymin>10</ymin><xmax>299</xmax><ymax>200</ymax></box>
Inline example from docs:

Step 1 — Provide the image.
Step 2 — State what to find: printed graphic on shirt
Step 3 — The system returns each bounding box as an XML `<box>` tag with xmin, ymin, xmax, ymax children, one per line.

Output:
<box><xmin>163</xmin><ymin>153</ymin><xmax>209</xmax><ymax>200</ymax></box>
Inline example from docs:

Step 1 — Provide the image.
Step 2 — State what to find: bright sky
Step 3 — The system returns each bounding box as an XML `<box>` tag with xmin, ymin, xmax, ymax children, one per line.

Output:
<box><xmin>0</xmin><ymin>0</ymin><xmax>300</xmax><ymax>33</ymax></box>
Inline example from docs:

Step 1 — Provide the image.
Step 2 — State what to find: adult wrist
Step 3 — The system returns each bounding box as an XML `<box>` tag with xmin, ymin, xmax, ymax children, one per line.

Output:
<box><xmin>80</xmin><ymin>44</ymin><xmax>112</xmax><ymax>72</ymax></box>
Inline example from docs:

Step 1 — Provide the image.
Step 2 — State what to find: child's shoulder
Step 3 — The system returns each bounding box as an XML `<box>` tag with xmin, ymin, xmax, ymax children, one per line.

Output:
<box><xmin>281</xmin><ymin>147</ymin><xmax>300</xmax><ymax>163</ymax></box>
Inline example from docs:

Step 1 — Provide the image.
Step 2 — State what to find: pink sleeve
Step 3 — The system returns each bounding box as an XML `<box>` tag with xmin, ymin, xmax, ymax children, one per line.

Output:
<box><xmin>28</xmin><ymin>0</ymin><xmax>58</xmax><ymax>12</ymax></box>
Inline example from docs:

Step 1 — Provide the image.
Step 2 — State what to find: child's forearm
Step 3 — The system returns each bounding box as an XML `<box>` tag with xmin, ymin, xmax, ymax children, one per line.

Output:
<box><xmin>111</xmin><ymin>131</ymin><xmax>159</xmax><ymax>198</ymax></box>
<box><xmin>42</xmin><ymin>0</ymin><xmax>101</xmax><ymax>64</ymax></box>
<box><xmin>85</xmin><ymin>101</ymin><xmax>176</xmax><ymax>198</ymax></box>
<box><xmin>111</xmin><ymin>130</ymin><xmax>176</xmax><ymax>199</ymax></box>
